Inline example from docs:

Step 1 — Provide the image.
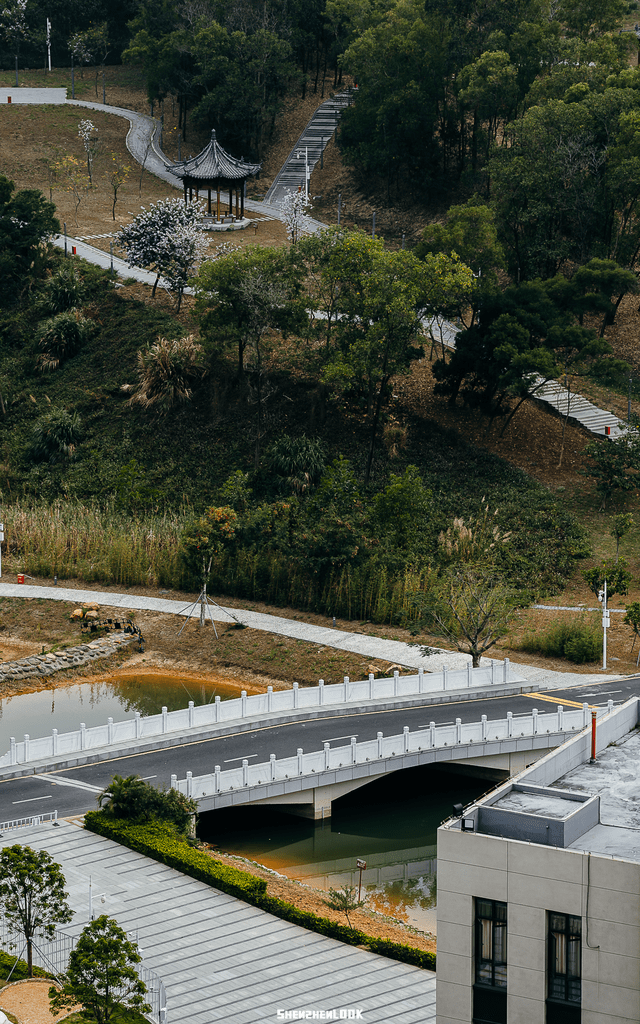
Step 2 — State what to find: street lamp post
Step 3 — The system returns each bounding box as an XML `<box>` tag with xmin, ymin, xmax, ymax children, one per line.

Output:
<box><xmin>598</xmin><ymin>579</ymin><xmax>609</xmax><ymax>670</ymax></box>
<box><xmin>296</xmin><ymin>147</ymin><xmax>309</xmax><ymax>197</ymax></box>
<box><xmin>89</xmin><ymin>875</ymin><xmax>107</xmax><ymax>921</ymax></box>
<box><xmin>356</xmin><ymin>858</ymin><xmax>366</xmax><ymax>903</ymax></box>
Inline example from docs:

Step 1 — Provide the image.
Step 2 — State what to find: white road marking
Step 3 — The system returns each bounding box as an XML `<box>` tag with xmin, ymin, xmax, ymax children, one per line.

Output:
<box><xmin>12</xmin><ymin>795</ymin><xmax>53</xmax><ymax>804</ymax></box>
<box><xmin>141</xmin><ymin>775</ymin><xmax>157</xmax><ymax>781</ymax></box>
<box><xmin>322</xmin><ymin>735</ymin><xmax>359</xmax><ymax>743</ymax></box>
<box><xmin>223</xmin><ymin>754</ymin><xmax>258</xmax><ymax>763</ymax></box>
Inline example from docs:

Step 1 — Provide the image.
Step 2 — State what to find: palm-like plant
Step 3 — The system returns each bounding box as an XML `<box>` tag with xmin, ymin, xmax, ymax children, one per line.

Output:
<box><xmin>36</xmin><ymin>309</ymin><xmax>91</xmax><ymax>371</ymax></box>
<box><xmin>40</xmin><ymin>266</ymin><xmax>86</xmax><ymax>314</ymax></box>
<box><xmin>122</xmin><ymin>334</ymin><xmax>205</xmax><ymax>413</ymax></box>
<box><xmin>267</xmin><ymin>434</ymin><xmax>327</xmax><ymax>494</ymax></box>
<box><xmin>28</xmin><ymin>407</ymin><xmax>82</xmax><ymax>463</ymax></box>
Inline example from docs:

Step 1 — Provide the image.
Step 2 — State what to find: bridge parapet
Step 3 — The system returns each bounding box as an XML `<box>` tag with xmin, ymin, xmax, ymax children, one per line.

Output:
<box><xmin>173</xmin><ymin>701</ymin><xmax>611</xmax><ymax>811</ymax></box>
<box><xmin>0</xmin><ymin>660</ymin><xmax>520</xmax><ymax>769</ymax></box>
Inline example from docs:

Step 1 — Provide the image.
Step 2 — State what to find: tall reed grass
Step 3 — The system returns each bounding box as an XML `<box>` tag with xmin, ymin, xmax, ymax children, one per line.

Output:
<box><xmin>3</xmin><ymin>501</ymin><xmax>185</xmax><ymax>588</ymax></box>
<box><xmin>2</xmin><ymin>501</ymin><xmax>429</xmax><ymax>624</ymax></box>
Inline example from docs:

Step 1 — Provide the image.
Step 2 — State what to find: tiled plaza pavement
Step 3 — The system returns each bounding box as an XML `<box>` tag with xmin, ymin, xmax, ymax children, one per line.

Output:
<box><xmin>0</xmin><ymin>820</ymin><xmax>436</xmax><ymax>1024</ymax></box>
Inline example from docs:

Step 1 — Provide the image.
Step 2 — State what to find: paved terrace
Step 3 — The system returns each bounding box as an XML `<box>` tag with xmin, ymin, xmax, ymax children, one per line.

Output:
<box><xmin>0</xmin><ymin>819</ymin><xmax>436</xmax><ymax>1024</ymax></box>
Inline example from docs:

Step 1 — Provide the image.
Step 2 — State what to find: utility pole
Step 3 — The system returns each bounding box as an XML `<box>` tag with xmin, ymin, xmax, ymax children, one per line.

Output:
<box><xmin>46</xmin><ymin>18</ymin><xmax>51</xmax><ymax>72</ymax></box>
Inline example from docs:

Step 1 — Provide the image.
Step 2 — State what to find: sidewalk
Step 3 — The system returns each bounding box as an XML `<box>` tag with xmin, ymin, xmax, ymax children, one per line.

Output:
<box><xmin>0</xmin><ymin>582</ymin><xmax>612</xmax><ymax>689</ymax></box>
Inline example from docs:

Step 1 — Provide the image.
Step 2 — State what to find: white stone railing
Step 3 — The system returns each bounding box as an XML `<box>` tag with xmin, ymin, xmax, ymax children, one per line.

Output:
<box><xmin>173</xmin><ymin>702</ymin><xmax>613</xmax><ymax>800</ymax></box>
<box><xmin>0</xmin><ymin>660</ymin><xmax>518</xmax><ymax>769</ymax></box>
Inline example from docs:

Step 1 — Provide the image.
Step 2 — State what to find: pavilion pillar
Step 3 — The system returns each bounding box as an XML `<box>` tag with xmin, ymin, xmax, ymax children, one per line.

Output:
<box><xmin>207</xmin><ymin>188</ymin><xmax>211</xmax><ymax>215</ymax></box>
<box><xmin>229</xmin><ymin>186</ymin><xmax>232</xmax><ymax>215</ymax></box>
<box><xmin>216</xmin><ymin>186</ymin><xmax>220</xmax><ymax>220</ymax></box>
<box><xmin>241</xmin><ymin>180</ymin><xmax>245</xmax><ymax>219</ymax></box>
<box><xmin>235</xmin><ymin>189</ymin><xmax>239</xmax><ymax>218</ymax></box>
<box><xmin>183</xmin><ymin>181</ymin><xmax>188</xmax><ymax>205</ymax></box>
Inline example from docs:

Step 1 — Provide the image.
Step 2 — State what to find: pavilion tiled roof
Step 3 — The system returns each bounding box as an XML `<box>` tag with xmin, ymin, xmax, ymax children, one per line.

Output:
<box><xmin>168</xmin><ymin>130</ymin><xmax>261</xmax><ymax>181</ymax></box>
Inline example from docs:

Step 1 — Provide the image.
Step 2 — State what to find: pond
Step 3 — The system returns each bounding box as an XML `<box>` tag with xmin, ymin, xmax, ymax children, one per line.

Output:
<box><xmin>198</xmin><ymin>764</ymin><xmax>488</xmax><ymax>934</ymax></box>
<box><xmin>0</xmin><ymin>673</ymin><xmax>245</xmax><ymax>754</ymax></box>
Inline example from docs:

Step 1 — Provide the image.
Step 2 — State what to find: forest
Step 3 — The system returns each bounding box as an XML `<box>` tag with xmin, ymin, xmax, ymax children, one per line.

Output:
<box><xmin>1</xmin><ymin>0</ymin><xmax>640</xmax><ymax>658</ymax></box>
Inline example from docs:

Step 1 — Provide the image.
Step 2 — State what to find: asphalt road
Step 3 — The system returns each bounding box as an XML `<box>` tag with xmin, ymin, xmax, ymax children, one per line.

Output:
<box><xmin>1</xmin><ymin>676</ymin><xmax>638</xmax><ymax>822</ymax></box>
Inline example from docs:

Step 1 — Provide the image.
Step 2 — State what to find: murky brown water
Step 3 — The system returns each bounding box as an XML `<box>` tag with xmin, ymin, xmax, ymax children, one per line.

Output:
<box><xmin>199</xmin><ymin>765</ymin><xmax>487</xmax><ymax>934</ymax></box>
<box><xmin>0</xmin><ymin>671</ymin><xmax>248</xmax><ymax>751</ymax></box>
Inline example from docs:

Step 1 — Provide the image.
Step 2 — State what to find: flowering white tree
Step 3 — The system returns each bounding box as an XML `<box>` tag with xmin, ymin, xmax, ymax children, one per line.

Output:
<box><xmin>281</xmin><ymin>188</ymin><xmax>312</xmax><ymax>244</ymax></box>
<box><xmin>78</xmin><ymin>119</ymin><xmax>99</xmax><ymax>184</ymax></box>
<box><xmin>115</xmin><ymin>198</ymin><xmax>208</xmax><ymax>308</ymax></box>
<box><xmin>0</xmin><ymin>0</ymin><xmax>28</xmax><ymax>65</ymax></box>
<box><xmin>158</xmin><ymin>222</ymin><xmax>210</xmax><ymax>311</ymax></box>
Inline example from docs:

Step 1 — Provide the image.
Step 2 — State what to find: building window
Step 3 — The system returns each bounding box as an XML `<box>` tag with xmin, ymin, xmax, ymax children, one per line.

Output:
<box><xmin>547</xmin><ymin>913</ymin><xmax>581</xmax><ymax>1024</ymax></box>
<box><xmin>473</xmin><ymin>899</ymin><xmax>507</xmax><ymax>1024</ymax></box>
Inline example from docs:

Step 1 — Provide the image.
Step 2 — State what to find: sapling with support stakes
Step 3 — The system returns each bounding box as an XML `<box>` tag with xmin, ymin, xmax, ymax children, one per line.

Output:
<box><xmin>177</xmin><ymin>556</ymin><xmax>243</xmax><ymax>638</ymax></box>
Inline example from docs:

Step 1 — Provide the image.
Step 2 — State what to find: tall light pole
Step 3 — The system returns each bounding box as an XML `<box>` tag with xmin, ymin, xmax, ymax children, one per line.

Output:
<box><xmin>356</xmin><ymin>858</ymin><xmax>366</xmax><ymax>903</ymax></box>
<box><xmin>598</xmin><ymin>579</ymin><xmax>609</xmax><ymax>670</ymax></box>
<box><xmin>296</xmin><ymin>147</ymin><xmax>309</xmax><ymax>197</ymax></box>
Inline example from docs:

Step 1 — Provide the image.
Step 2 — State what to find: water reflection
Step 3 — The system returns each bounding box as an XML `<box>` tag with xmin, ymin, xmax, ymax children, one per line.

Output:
<box><xmin>0</xmin><ymin>673</ymin><xmax>242</xmax><ymax>754</ymax></box>
<box><xmin>199</xmin><ymin>765</ymin><xmax>487</xmax><ymax>933</ymax></box>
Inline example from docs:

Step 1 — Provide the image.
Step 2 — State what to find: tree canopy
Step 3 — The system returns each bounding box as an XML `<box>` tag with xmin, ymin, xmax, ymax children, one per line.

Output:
<box><xmin>0</xmin><ymin>845</ymin><xmax>72</xmax><ymax>976</ymax></box>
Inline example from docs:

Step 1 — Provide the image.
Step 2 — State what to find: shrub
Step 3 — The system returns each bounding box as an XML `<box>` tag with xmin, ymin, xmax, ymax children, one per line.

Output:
<box><xmin>36</xmin><ymin>309</ymin><xmax>91</xmax><ymax>371</ymax></box>
<box><xmin>28</xmin><ymin>408</ymin><xmax>82</xmax><ymax>463</ymax></box>
<box><xmin>97</xmin><ymin>774</ymin><xmax>197</xmax><ymax>835</ymax></box>
<box><xmin>266</xmin><ymin>434</ymin><xmax>327</xmax><ymax>494</ymax></box>
<box><xmin>40</xmin><ymin>266</ymin><xmax>86</xmax><ymax>314</ymax></box>
<box><xmin>518</xmin><ymin>616</ymin><xmax>602</xmax><ymax>664</ymax></box>
<box><xmin>122</xmin><ymin>334</ymin><xmax>205</xmax><ymax>413</ymax></box>
<box><xmin>84</xmin><ymin>812</ymin><xmax>436</xmax><ymax>971</ymax></box>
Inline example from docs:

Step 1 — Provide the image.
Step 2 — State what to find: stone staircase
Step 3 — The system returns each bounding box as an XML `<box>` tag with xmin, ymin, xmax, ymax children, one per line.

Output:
<box><xmin>265</xmin><ymin>90</ymin><xmax>353</xmax><ymax>206</ymax></box>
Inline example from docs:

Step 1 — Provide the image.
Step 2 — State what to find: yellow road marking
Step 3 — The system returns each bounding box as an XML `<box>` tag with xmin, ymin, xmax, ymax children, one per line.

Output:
<box><xmin>524</xmin><ymin>692</ymin><xmax>597</xmax><ymax>709</ymax></box>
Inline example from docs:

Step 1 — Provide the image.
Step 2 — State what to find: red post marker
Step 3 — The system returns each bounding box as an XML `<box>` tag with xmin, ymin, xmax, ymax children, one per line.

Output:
<box><xmin>72</xmin><ymin>245</ymin><xmax>76</xmax><ymax>255</ymax></box>
<box><xmin>605</xmin><ymin>425</ymin><xmax>611</xmax><ymax>436</ymax></box>
<box><xmin>591</xmin><ymin>709</ymin><xmax>597</xmax><ymax>762</ymax></box>
<box><xmin>7</xmin><ymin>97</ymin><xmax>11</xmax><ymax>104</ymax></box>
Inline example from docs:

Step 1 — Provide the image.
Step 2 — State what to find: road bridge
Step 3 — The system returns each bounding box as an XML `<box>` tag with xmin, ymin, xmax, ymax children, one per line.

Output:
<box><xmin>172</xmin><ymin>702</ymin><xmax>612</xmax><ymax>819</ymax></box>
<box><xmin>0</xmin><ymin>679</ymin><xmax>637</xmax><ymax>825</ymax></box>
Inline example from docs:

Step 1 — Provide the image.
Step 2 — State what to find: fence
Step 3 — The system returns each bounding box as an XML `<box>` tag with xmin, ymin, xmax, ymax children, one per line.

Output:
<box><xmin>0</xmin><ymin>810</ymin><xmax>58</xmax><ymax>832</ymax></box>
<box><xmin>0</xmin><ymin>660</ymin><xmax>517</xmax><ymax>768</ymax></box>
<box><xmin>173</xmin><ymin>701</ymin><xmax>612</xmax><ymax>801</ymax></box>
<box><xmin>0</xmin><ymin>914</ymin><xmax>167</xmax><ymax>1023</ymax></box>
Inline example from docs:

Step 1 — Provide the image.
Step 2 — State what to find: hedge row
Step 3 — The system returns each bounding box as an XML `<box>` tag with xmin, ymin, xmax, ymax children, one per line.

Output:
<box><xmin>84</xmin><ymin>812</ymin><xmax>436</xmax><ymax>972</ymax></box>
<box><xmin>83</xmin><ymin>812</ymin><xmax>267</xmax><ymax>903</ymax></box>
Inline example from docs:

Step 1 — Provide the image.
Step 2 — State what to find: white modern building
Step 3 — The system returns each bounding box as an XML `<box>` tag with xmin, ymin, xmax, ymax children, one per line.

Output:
<box><xmin>436</xmin><ymin>696</ymin><xmax>640</xmax><ymax>1024</ymax></box>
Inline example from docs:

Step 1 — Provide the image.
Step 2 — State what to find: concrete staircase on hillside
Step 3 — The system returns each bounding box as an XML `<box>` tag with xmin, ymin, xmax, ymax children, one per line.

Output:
<box><xmin>265</xmin><ymin>90</ymin><xmax>353</xmax><ymax>206</ymax></box>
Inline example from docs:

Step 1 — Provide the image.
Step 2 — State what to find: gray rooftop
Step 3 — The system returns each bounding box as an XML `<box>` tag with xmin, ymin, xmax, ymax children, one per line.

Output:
<box><xmin>0</xmin><ymin>821</ymin><xmax>435</xmax><ymax>1023</ymax></box>
<box><xmin>168</xmin><ymin>130</ymin><xmax>261</xmax><ymax>182</ymax></box>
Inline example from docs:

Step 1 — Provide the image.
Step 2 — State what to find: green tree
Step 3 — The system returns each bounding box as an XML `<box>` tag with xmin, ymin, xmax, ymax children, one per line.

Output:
<box><xmin>582</xmin><ymin>557</ymin><xmax>632</xmax><ymax>599</ymax></box>
<box><xmin>196</xmin><ymin>246</ymin><xmax>303</xmax><ymax>378</ymax></box>
<box><xmin>325</xmin><ymin>885</ymin><xmax>363</xmax><ymax>929</ymax></box>
<box><xmin>610</xmin><ymin>512</ymin><xmax>634</xmax><ymax>560</ymax></box>
<box><xmin>49</xmin><ymin>915</ymin><xmax>151</xmax><ymax>1024</ymax></box>
<box><xmin>312</xmin><ymin>234</ymin><xmax>473</xmax><ymax>482</ymax></box>
<box><xmin>0</xmin><ymin>176</ymin><xmax>59</xmax><ymax>306</ymax></box>
<box><xmin>266</xmin><ymin>434</ymin><xmax>327</xmax><ymax>495</ymax></box>
<box><xmin>556</xmin><ymin>0</ymin><xmax>629</xmax><ymax>40</ymax></box>
<box><xmin>583</xmin><ymin>430</ymin><xmax>640</xmax><ymax>508</ymax></box>
<box><xmin>623</xmin><ymin>600</ymin><xmax>640</xmax><ymax>661</ymax></box>
<box><xmin>417</xmin><ymin>567</ymin><xmax>518</xmax><ymax>667</ymax></box>
<box><xmin>0</xmin><ymin>845</ymin><xmax>72</xmax><ymax>976</ymax></box>
<box><xmin>415</xmin><ymin>197</ymin><xmax>505</xmax><ymax>287</ymax></box>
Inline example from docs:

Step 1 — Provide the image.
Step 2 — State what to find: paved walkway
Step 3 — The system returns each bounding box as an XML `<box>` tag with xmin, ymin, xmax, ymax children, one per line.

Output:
<box><xmin>0</xmin><ymin>582</ymin><xmax>613</xmax><ymax>689</ymax></box>
<box><xmin>2</xmin><ymin>819</ymin><xmax>435</xmax><ymax>1024</ymax></box>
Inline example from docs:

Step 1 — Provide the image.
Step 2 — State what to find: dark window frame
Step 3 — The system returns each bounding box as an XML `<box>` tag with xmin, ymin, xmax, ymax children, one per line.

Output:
<box><xmin>548</xmin><ymin>911</ymin><xmax>581</xmax><ymax>1006</ymax></box>
<box><xmin>474</xmin><ymin>898</ymin><xmax>507</xmax><ymax>989</ymax></box>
